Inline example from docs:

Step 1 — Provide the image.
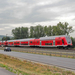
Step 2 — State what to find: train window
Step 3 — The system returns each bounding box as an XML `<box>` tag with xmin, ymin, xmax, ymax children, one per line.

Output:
<box><xmin>45</xmin><ymin>43</ymin><xmax>48</xmax><ymax>45</ymax></box>
<box><xmin>50</xmin><ymin>43</ymin><xmax>52</xmax><ymax>45</ymax></box>
<box><xmin>14</xmin><ymin>42</ymin><xmax>16</xmax><ymax>44</ymax></box>
<box><xmin>48</xmin><ymin>43</ymin><xmax>52</xmax><ymax>45</ymax></box>
<box><xmin>17</xmin><ymin>42</ymin><xmax>19</xmax><ymax>44</ymax></box>
<box><xmin>21</xmin><ymin>43</ymin><xmax>28</xmax><ymax>45</ymax></box>
<box><xmin>37</xmin><ymin>41</ymin><xmax>38</xmax><ymax>43</ymax></box>
<box><xmin>30</xmin><ymin>41</ymin><xmax>32</xmax><ymax>43</ymax></box>
<box><xmin>6</xmin><ymin>42</ymin><xmax>8</xmax><ymax>44</ymax></box>
<box><xmin>62</xmin><ymin>40</ymin><xmax>64</xmax><ymax>44</ymax></box>
<box><xmin>45</xmin><ymin>43</ymin><xmax>52</xmax><ymax>45</ymax></box>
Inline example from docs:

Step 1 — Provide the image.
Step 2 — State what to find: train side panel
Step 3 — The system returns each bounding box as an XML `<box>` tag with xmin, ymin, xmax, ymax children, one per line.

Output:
<box><xmin>14</xmin><ymin>40</ymin><xmax>20</xmax><ymax>46</ymax></box>
<box><xmin>20</xmin><ymin>41</ymin><xmax>29</xmax><ymax>46</ymax></box>
<box><xmin>40</xmin><ymin>36</ymin><xmax>56</xmax><ymax>47</ymax></box>
<box><xmin>34</xmin><ymin>39</ymin><xmax>40</xmax><ymax>46</ymax></box>
<box><xmin>3</xmin><ymin>41</ymin><xmax>8</xmax><ymax>46</ymax></box>
<box><xmin>41</xmin><ymin>40</ymin><xmax>53</xmax><ymax>46</ymax></box>
<box><xmin>0</xmin><ymin>35</ymin><xmax>72</xmax><ymax>48</ymax></box>
<box><xmin>29</xmin><ymin>39</ymin><xmax>40</xmax><ymax>46</ymax></box>
<box><xmin>8</xmin><ymin>42</ymin><xmax>14</xmax><ymax>46</ymax></box>
<box><xmin>29</xmin><ymin>39</ymin><xmax>35</xmax><ymax>46</ymax></box>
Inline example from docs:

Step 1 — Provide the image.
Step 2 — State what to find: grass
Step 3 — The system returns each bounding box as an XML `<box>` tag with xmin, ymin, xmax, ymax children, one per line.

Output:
<box><xmin>0</xmin><ymin>54</ymin><xmax>75</xmax><ymax>75</ymax></box>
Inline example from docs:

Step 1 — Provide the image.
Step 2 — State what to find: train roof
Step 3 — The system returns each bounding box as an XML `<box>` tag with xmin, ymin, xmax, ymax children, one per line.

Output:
<box><xmin>40</xmin><ymin>35</ymin><xmax>70</xmax><ymax>40</ymax></box>
<box><xmin>7</xmin><ymin>40</ymin><xmax>15</xmax><ymax>42</ymax></box>
<box><xmin>7</xmin><ymin>38</ymin><xmax>35</xmax><ymax>42</ymax></box>
<box><xmin>18</xmin><ymin>38</ymin><xmax>35</xmax><ymax>41</ymax></box>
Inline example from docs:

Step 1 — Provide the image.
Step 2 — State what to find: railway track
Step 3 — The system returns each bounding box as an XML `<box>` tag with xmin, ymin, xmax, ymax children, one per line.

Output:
<box><xmin>2</xmin><ymin>46</ymin><xmax>75</xmax><ymax>53</ymax></box>
<box><xmin>0</xmin><ymin>46</ymin><xmax>75</xmax><ymax>59</ymax></box>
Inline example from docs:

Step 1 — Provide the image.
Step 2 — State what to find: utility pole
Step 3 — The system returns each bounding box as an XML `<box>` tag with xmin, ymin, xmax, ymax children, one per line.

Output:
<box><xmin>2</xmin><ymin>37</ymin><xmax>3</xmax><ymax>48</ymax></box>
<box><xmin>6</xmin><ymin>34</ymin><xmax>7</xmax><ymax>46</ymax></box>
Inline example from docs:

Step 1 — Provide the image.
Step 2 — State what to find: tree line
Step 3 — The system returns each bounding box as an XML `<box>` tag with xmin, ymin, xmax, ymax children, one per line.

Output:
<box><xmin>12</xmin><ymin>22</ymin><xmax>74</xmax><ymax>39</ymax></box>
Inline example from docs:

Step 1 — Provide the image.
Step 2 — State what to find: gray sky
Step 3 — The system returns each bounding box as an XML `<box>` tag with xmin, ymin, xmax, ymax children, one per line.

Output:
<box><xmin>0</xmin><ymin>0</ymin><xmax>75</xmax><ymax>37</ymax></box>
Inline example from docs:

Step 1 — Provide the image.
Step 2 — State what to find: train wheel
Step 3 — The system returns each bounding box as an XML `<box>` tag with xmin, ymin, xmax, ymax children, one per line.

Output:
<box><xmin>63</xmin><ymin>47</ymin><xmax>65</xmax><ymax>49</ymax></box>
<box><xmin>66</xmin><ymin>47</ymin><xmax>68</xmax><ymax>49</ymax></box>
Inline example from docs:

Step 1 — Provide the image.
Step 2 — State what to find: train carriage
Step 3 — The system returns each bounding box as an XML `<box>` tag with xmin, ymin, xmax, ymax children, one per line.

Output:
<box><xmin>29</xmin><ymin>38</ymin><xmax>40</xmax><ymax>47</ymax></box>
<box><xmin>20</xmin><ymin>38</ymin><xmax>34</xmax><ymax>46</ymax></box>
<box><xmin>7</xmin><ymin>40</ymin><xmax>15</xmax><ymax>46</ymax></box>
<box><xmin>0</xmin><ymin>35</ymin><xmax>72</xmax><ymax>49</ymax></box>
<box><xmin>34</xmin><ymin>39</ymin><xmax>40</xmax><ymax>46</ymax></box>
<box><xmin>40</xmin><ymin>36</ymin><xmax>56</xmax><ymax>47</ymax></box>
<box><xmin>14</xmin><ymin>40</ymin><xmax>20</xmax><ymax>46</ymax></box>
<box><xmin>39</xmin><ymin>35</ymin><xmax>72</xmax><ymax>48</ymax></box>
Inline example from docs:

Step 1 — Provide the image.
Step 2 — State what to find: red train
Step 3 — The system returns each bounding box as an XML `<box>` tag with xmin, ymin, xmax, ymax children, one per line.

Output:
<box><xmin>0</xmin><ymin>35</ymin><xmax>72</xmax><ymax>49</ymax></box>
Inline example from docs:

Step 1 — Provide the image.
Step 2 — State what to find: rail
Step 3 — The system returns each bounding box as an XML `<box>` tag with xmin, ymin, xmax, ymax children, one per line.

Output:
<box><xmin>12</xmin><ymin>49</ymin><xmax>75</xmax><ymax>58</ymax></box>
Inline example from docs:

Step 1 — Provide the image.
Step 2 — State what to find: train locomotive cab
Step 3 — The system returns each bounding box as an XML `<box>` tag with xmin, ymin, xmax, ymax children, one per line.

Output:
<box><xmin>56</xmin><ymin>36</ymin><xmax>72</xmax><ymax>49</ymax></box>
<box><xmin>29</xmin><ymin>38</ymin><xmax>40</xmax><ymax>47</ymax></box>
<box><xmin>65</xmin><ymin>36</ymin><xmax>72</xmax><ymax>48</ymax></box>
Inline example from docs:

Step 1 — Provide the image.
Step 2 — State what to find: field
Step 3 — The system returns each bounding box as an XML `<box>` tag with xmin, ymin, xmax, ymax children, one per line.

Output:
<box><xmin>0</xmin><ymin>54</ymin><xmax>75</xmax><ymax>75</ymax></box>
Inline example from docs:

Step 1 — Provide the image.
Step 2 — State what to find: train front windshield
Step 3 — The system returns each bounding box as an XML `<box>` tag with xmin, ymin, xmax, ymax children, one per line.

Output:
<box><xmin>66</xmin><ymin>36</ymin><xmax>72</xmax><ymax>44</ymax></box>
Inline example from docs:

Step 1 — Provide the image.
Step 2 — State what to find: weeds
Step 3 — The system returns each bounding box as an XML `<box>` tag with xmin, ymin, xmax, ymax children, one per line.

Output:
<box><xmin>0</xmin><ymin>54</ymin><xmax>75</xmax><ymax>75</ymax></box>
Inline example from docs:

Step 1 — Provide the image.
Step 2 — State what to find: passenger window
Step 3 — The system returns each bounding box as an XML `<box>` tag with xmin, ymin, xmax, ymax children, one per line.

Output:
<box><xmin>30</xmin><ymin>41</ymin><xmax>32</xmax><ymax>43</ymax></box>
<box><xmin>45</xmin><ymin>43</ymin><xmax>52</xmax><ymax>45</ymax></box>
<box><xmin>17</xmin><ymin>42</ymin><xmax>19</xmax><ymax>44</ymax></box>
<box><xmin>14</xmin><ymin>42</ymin><xmax>16</xmax><ymax>44</ymax></box>
<box><xmin>62</xmin><ymin>40</ymin><xmax>64</xmax><ymax>44</ymax></box>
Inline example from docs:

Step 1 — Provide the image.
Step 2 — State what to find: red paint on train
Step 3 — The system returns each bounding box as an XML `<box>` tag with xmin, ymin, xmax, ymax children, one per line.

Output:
<box><xmin>1</xmin><ymin>35</ymin><xmax>72</xmax><ymax>48</ymax></box>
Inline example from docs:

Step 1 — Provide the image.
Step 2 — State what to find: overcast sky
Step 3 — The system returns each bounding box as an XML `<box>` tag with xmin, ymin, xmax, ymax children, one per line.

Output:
<box><xmin>0</xmin><ymin>0</ymin><xmax>75</xmax><ymax>37</ymax></box>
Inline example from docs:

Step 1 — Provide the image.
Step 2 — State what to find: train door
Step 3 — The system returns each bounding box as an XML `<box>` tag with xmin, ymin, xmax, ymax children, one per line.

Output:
<box><xmin>40</xmin><ymin>41</ymin><xmax>41</xmax><ymax>46</ymax></box>
<box><xmin>34</xmin><ymin>39</ymin><xmax>40</xmax><ymax>46</ymax></box>
<box><xmin>29</xmin><ymin>39</ymin><xmax>35</xmax><ymax>46</ymax></box>
<box><xmin>53</xmin><ymin>40</ymin><xmax>55</xmax><ymax>46</ymax></box>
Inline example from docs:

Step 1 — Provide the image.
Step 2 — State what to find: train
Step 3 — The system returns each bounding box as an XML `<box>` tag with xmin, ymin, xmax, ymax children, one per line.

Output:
<box><xmin>0</xmin><ymin>35</ymin><xmax>72</xmax><ymax>49</ymax></box>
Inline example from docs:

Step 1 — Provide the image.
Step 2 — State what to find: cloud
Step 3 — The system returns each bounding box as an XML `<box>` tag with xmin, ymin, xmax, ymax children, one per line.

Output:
<box><xmin>0</xmin><ymin>0</ymin><xmax>75</xmax><ymax>37</ymax></box>
<box><xmin>0</xmin><ymin>0</ymin><xmax>75</xmax><ymax>24</ymax></box>
<box><xmin>0</xmin><ymin>0</ymin><xmax>63</xmax><ymax>24</ymax></box>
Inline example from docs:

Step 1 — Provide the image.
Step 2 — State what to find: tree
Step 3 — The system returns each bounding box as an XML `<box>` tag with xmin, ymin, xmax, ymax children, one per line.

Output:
<box><xmin>30</xmin><ymin>25</ymin><xmax>45</xmax><ymax>38</ymax></box>
<box><xmin>57</xmin><ymin>22</ymin><xmax>74</xmax><ymax>35</ymax></box>
<box><xmin>44</xmin><ymin>26</ymin><xmax>48</xmax><ymax>36</ymax></box>
<box><xmin>30</xmin><ymin>26</ymin><xmax>35</xmax><ymax>38</ymax></box>
<box><xmin>12</xmin><ymin>22</ymin><xmax>74</xmax><ymax>39</ymax></box>
<box><xmin>2</xmin><ymin>36</ymin><xmax>10</xmax><ymax>41</ymax></box>
<box><xmin>34</xmin><ymin>25</ymin><xmax>45</xmax><ymax>38</ymax></box>
<box><xmin>12</xmin><ymin>27</ymin><xmax>29</xmax><ymax>39</ymax></box>
<box><xmin>47</xmin><ymin>25</ymin><xmax>52</xmax><ymax>36</ymax></box>
<box><xmin>20</xmin><ymin>27</ymin><xmax>29</xmax><ymax>38</ymax></box>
